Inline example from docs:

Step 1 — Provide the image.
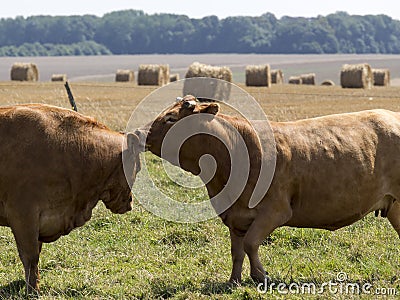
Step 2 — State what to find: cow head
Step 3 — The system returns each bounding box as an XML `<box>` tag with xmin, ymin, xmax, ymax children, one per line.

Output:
<box><xmin>141</xmin><ymin>95</ymin><xmax>220</xmax><ymax>157</ymax></box>
<box><xmin>102</xmin><ymin>133</ymin><xmax>141</xmax><ymax>214</ymax></box>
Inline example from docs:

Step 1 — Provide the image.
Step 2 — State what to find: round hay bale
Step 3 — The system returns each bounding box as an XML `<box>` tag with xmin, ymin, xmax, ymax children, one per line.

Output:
<box><xmin>10</xmin><ymin>63</ymin><xmax>39</xmax><ymax>81</ymax></box>
<box><xmin>321</xmin><ymin>79</ymin><xmax>335</xmax><ymax>86</ymax></box>
<box><xmin>183</xmin><ymin>62</ymin><xmax>232</xmax><ymax>101</ymax></box>
<box><xmin>271</xmin><ymin>69</ymin><xmax>284</xmax><ymax>84</ymax></box>
<box><xmin>170</xmin><ymin>73</ymin><xmax>180</xmax><ymax>82</ymax></box>
<box><xmin>245</xmin><ymin>65</ymin><xmax>271</xmax><ymax>87</ymax></box>
<box><xmin>340</xmin><ymin>64</ymin><xmax>373</xmax><ymax>89</ymax></box>
<box><xmin>160</xmin><ymin>64</ymin><xmax>170</xmax><ymax>85</ymax></box>
<box><xmin>185</xmin><ymin>62</ymin><xmax>232</xmax><ymax>82</ymax></box>
<box><xmin>51</xmin><ymin>74</ymin><xmax>67</xmax><ymax>82</ymax></box>
<box><xmin>138</xmin><ymin>64</ymin><xmax>164</xmax><ymax>86</ymax></box>
<box><xmin>115</xmin><ymin>69</ymin><xmax>135</xmax><ymax>82</ymax></box>
<box><xmin>300</xmin><ymin>73</ymin><xmax>316</xmax><ymax>85</ymax></box>
<box><xmin>372</xmin><ymin>68</ymin><xmax>390</xmax><ymax>86</ymax></box>
<box><xmin>288</xmin><ymin>76</ymin><xmax>302</xmax><ymax>85</ymax></box>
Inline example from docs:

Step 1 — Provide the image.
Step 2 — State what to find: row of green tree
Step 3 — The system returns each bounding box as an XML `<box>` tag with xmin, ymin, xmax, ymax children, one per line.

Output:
<box><xmin>1</xmin><ymin>10</ymin><xmax>400</xmax><ymax>56</ymax></box>
<box><xmin>0</xmin><ymin>41</ymin><xmax>111</xmax><ymax>56</ymax></box>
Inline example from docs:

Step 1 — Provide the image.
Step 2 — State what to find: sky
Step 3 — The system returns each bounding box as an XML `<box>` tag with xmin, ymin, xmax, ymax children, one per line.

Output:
<box><xmin>2</xmin><ymin>0</ymin><xmax>400</xmax><ymax>21</ymax></box>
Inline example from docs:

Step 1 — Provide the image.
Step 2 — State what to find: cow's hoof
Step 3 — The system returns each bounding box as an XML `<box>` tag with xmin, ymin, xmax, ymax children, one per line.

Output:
<box><xmin>228</xmin><ymin>278</ymin><xmax>242</xmax><ymax>287</ymax></box>
<box><xmin>250</xmin><ymin>273</ymin><xmax>267</xmax><ymax>285</ymax></box>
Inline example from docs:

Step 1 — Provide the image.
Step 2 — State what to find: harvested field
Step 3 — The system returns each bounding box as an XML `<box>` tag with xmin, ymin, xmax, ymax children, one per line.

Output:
<box><xmin>2</xmin><ymin>54</ymin><xmax>399</xmax><ymax>85</ymax></box>
<box><xmin>1</xmin><ymin>81</ymin><xmax>400</xmax><ymax>299</ymax></box>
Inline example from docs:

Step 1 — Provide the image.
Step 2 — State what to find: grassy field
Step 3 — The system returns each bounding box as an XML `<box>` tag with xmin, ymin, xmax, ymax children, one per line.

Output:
<box><xmin>0</xmin><ymin>81</ymin><xmax>400</xmax><ymax>299</ymax></box>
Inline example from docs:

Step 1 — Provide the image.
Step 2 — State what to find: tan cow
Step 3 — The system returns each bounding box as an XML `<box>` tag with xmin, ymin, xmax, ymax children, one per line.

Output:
<box><xmin>0</xmin><ymin>104</ymin><xmax>141</xmax><ymax>293</ymax></box>
<box><xmin>141</xmin><ymin>95</ymin><xmax>400</xmax><ymax>284</ymax></box>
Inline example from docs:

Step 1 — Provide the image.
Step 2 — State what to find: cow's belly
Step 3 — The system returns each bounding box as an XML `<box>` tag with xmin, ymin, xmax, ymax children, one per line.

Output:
<box><xmin>286</xmin><ymin>209</ymin><xmax>370</xmax><ymax>230</ymax></box>
<box><xmin>39</xmin><ymin>207</ymin><xmax>94</xmax><ymax>242</ymax></box>
<box><xmin>285</xmin><ymin>179</ymin><xmax>386</xmax><ymax>230</ymax></box>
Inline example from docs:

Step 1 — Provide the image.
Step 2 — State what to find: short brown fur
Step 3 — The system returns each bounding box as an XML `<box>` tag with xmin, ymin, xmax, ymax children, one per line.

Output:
<box><xmin>0</xmin><ymin>104</ymin><xmax>141</xmax><ymax>293</ymax></box>
<box><xmin>142</xmin><ymin>96</ymin><xmax>400</xmax><ymax>284</ymax></box>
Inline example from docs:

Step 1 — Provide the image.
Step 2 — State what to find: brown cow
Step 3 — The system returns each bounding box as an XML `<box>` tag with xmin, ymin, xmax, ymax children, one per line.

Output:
<box><xmin>141</xmin><ymin>95</ymin><xmax>400</xmax><ymax>285</ymax></box>
<box><xmin>0</xmin><ymin>104</ymin><xmax>141</xmax><ymax>293</ymax></box>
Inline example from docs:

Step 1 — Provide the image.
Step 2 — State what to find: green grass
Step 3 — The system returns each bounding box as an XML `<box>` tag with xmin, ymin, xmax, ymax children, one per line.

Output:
<box><xmin>1</xmin><ymin>83</ymin><xmax>400</xmax><ymax>299</ymax></box>
<box><xmin>1</xmin><ymin>154</ymin><xmax>399</xmax><ymax>299</ymax></box>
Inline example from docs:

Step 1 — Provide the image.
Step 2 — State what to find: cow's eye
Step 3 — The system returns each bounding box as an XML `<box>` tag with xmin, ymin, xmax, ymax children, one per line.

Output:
<box><xmin>164</xmin><ymin>115</ymin><xmax>178</xmax><ymax>124</ymax></box>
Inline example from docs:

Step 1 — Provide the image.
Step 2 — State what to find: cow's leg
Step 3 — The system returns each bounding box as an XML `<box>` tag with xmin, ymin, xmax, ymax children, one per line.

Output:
<box><xmin>229</xmin><ymin>229</ymin><xmax>245</xmax><ymax>284</ymax></box>
<box><xmin>9</xmin><ymin>212</ymin><xmax>41</xmax><ymax>294</ymax></box>
<box><xmin>37</xmin><ymin>241</ymin><xmax>43</xmax><ymax>282</ymax></box>
<box><xmin>388</xmin><ymin>200</ymin><xmax>400</xmax><ymax>237</ymax></box>
<box><xmin>243</xmin><ymin>199</ymin><xmax>292</xmax><ymax>283</ymax></box>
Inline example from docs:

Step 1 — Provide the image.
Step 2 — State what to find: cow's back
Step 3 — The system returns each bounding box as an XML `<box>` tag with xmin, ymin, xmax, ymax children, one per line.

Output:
<box><xmin>0</xmin><ymin>105</ymin><xmax>98</xmax><ymax>178</ymax></box>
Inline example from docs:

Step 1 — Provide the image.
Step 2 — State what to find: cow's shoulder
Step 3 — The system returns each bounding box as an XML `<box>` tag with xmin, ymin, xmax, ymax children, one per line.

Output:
<box><xmin>361</xmin><ymin>108</ymin><xmax>400</xmax><ymax>123</ymax></box>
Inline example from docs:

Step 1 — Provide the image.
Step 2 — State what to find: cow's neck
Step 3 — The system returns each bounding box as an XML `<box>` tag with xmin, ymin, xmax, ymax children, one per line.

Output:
<box><xmin>180</xmin><ymin>113</ymin><xmax>263</xmax><ymax>200</ymax></box>
<box><xmin>65</xmin><ymin>128</ymin><xmax>124</xmax><ymax>195</ymax></box>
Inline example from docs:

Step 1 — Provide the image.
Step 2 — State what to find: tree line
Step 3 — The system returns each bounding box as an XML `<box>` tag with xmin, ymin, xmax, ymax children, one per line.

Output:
<box><xmin>1</xmin><ymin>10</ymin><xmax>400</xmax><ymax>56</ymax></box>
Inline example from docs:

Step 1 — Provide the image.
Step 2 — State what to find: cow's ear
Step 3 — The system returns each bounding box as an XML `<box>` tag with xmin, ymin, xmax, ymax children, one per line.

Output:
<box><xmin>200</xmin><ymin>103</ymin><xmax>220</xmax><ymax>115</ymax></box>
<box><xmin>127</xmin><ymin>132</ymin><xmax>140</xmax><ymax>153</ymax></box>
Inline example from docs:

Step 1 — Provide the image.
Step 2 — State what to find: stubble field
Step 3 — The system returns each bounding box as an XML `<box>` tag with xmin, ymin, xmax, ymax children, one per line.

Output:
<box><xmin>0</xmin><ymin>81</ymin><xmax>400</xmax><ymax>299</ymax></box>
<box><xmin>2</xmin><ymin>54</ymin><xmax>400</xmax><ymax>85</ymax></box>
